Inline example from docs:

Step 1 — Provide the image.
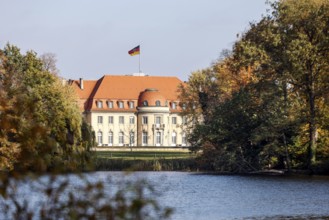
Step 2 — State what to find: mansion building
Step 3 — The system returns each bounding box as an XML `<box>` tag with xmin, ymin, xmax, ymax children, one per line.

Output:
<box><xmin>71</xmin><ymin>74</ymin><xmax>189</xmax><ymax>147</ymax></box>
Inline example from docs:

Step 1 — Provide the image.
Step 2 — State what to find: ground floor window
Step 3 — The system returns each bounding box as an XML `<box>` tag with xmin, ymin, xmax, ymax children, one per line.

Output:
<box><xmin>156</xmin><ymin>131</ymin><xmax>162</xmax><ymax>146</ymax></box>
<box><xmin>119</xmin><ymin>131</ymin><xmax>124</xmax><ymax>145</ymax></box>
<box><xmin>142</xmin><ymin>132</ymin><xmax>148</xmax><ymax>146</ymax></box>
<box><xmin>130</xmin><ymin>131</ymin><xmax>135</xmax><ymax>146</ymax></box>
<box><xmin>97</xmin><ymin>131</ymin><xmax>103</xmax><ymax>146</ymax></box>
<box><xmin>182</xmin><ymin>132</ymin><xmax>187</xmax><ymax>146</ymax></box>
<box><xmin>172</xmin><ymin>131</ymin><xmax>177</xmax><ymax>146</ymax></box>
<box><xmin>108</xmin><ymin>131</ymin><xmax>113</xmax><ymax>146</ymax></box>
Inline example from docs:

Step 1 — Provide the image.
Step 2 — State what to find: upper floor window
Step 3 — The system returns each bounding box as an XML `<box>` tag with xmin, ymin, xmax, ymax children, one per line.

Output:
<box><xmin>155</xmin><ymin>116</ymin><xmax>161</xmax><ymax>125</ymax></box>
<box><xmin>108</xmin><ymin>116</ymin><xmax>114</xmax><ymax>124</ymax></box>
<box><xmin>172</xmin><ymin>117</ymin><xmax>177</xmax><ymax>125</ymax></box>
<box><xmin>97</xmin><ymin>101</ymin><xmax>103</xmax><ymax>108</ymax></box>
<box><xmin>182</xmin><ymin>116</ymin><xmax>188</xmax><ymax>125</ymax></box>
<box><xmin>155</xmin><ymin>100</ymin><xmax>161</xmax><ymax>106</ymax></box>
<box><xmin>97</xmin><ymin>116</ymin><xmax>103</xmax><ymax>124</ymax></box>
<box><xmin>107</xmin><ymin>101</ymin><xmax>113</xmax><ymax>108</ymax></box>
<box><xmin>119</xmin><ymin>116</ymin><xmax>124</xmax><ymax>124</ymax></box>
<box><xmin>129</xmin><ymin>101</ymin><xmax>135</xmax><ymax>109</ymax></box>
<box><xmin>142</xmin><ymin>116</ymin><xmax>148</xmax><ymax>124</ymax></box>
<box><xmin>129</xmin><ymin>116</ymin><xmax>135</xmax><ymax>124</ymax></box>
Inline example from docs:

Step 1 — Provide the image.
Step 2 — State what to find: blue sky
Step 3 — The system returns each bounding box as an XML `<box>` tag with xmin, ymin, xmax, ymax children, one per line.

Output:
<box><xmin>0</xmin><ymin>0</ymin><xmax>269</xmax><ymax>81</ymax></box>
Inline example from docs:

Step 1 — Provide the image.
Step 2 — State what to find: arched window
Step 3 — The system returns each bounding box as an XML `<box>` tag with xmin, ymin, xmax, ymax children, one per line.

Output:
<box><xmin>119</xmin><ymin>131</ymin><xmax>124</xmax><ymax>146</ymax></box>
<box><xmin>130</xmin><ymin>131</ymin><xmax>135</xmax><ymax>146</ymax></box>
<box><xmin>156</xmin><ymin>131</ymin><xmax>161</xmax><ymax>146</ymax></box>
<box><xmin>97</xmin><ymin>131</ymin><xmax>103</xmax><ymax>146</ymax></box>
<box><xmin>143</xmin><ymin>100</ymin><xmax>148</xmax><ymax>106</ymax></box>
<box><xmin>108</xmin><ymin>131</ymin><xmax>113</xmax><ymax>146</ymax></box>
<box><xmin>155</xmin><ymin>100</ymin><xmax>161</xmax><ymax>106</ymax></box>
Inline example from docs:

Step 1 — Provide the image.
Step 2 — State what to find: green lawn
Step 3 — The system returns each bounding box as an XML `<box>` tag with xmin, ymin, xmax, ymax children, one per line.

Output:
<box><xmin>96</xmin><ymin>150</ymin><xmax>195</xmax><ymax>160</ymax></box>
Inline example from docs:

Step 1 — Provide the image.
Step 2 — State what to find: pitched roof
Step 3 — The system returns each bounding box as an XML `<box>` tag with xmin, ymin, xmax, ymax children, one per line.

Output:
<box><xmin>71</xmin><ymin>75</ymin><xmax>184</xmax><ymax>111</ymax></box>
<box><xmin>93</xmin><ymin>75</ymin><xmax>182</xmax><ymax>100</ymax></box>
<box><xmin>71</xmin><ymin>80</ymin><xmax>98</xmax><ymax>99</ymax></box>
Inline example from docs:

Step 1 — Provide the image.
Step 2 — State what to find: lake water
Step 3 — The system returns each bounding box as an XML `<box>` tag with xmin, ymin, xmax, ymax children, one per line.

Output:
<box><xmin>104</xmin><ymin>172</ymin><xmax>329</xmax><ymax>220</ymax></box>
<box><xmin>3</xmin><ymin>171</ymin><xmax>329</xmax><ymax>219</ymax></box>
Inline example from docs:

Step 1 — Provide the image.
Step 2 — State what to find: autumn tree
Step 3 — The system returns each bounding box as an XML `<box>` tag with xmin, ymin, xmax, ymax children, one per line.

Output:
<box><xmin>0</xmin><ymin>44</ymin><xmax>91</xmax><ymax>172</ymax></box>
<box><xmin>233</xmin><ymin>0</ymin><xmax>329</xmax><ymax>169</ymax></box>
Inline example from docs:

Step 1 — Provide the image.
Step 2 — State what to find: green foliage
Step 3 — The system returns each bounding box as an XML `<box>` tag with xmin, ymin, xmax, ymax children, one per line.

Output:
<box><xmin>0</xmin><ymin>44</ymin><xmax>94</xmax><ymax>172</ymax></box>
<box><xmin>182</xmin><ymin>0</ymin><xmax>329</xmax><ymax>173</ymax></box>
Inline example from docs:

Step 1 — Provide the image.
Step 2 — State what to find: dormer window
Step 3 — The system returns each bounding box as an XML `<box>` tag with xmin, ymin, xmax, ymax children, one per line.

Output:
<box><xmin>107</xmin><ymin>101</ymin><xmax>113</xmax><ymax>108</ymax></box>
<box><xmin>129</xmin><ymin>101</ymin><xmax>134</xmax><ymax>109</ymax></box>
<box><xmin>143</xmin><ymin>100</ymin><xmax>148</xmax><ymax>106</ymax></box>
<box><xmin>182</xmin><ymin>103</ymin><xmax>187</xmax><ymax>110</ymax></box>
<box><xmin>171</xmin><ymin>102</ymin><xmax>176</xmax><ymax>109</ymax></box>
<box><xmin>97</xmin><ymin>101</ymin><xmax>103</xmax><ymax>108</ymax></box>
<box><xmin>118</xmin><ymin>101</ymin><xmax>124</xmax><ymax>109</ymax></box>
<box><xmin>155</xmin><ymin>100</ymin><xmax>161</xmax><ymax>106</ymax></box>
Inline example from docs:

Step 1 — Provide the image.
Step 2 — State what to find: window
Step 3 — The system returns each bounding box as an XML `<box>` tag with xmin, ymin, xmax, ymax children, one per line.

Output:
<box><xmin>182</xmin><ymin>132</ymin><xmax>187</xmax><ymax>146</ymax></box>
<box><xmin>119</xmin><ymin>116</ymin><xmax>124</xmax><ymax>124</ymax></box>
<box><xmin>97</xmin><ymin>116</ymin><xmax>103</xmax><ymax>124</ymax></box>
<box><xmin>172</xmin><ymin>131</ymin><xmax>177</xmax><ymax>146</ymax></box>
<box><xmin>97</xmin><ymin>131</ymin><xmax>103</xmax><ymax>146</ymax></box>
<box><xmin>97</xmin><ymin>101</ymin><xmax>103</xmax><ymax>108</ymax></box>
<box><xmin>172</xmin><ymin>117</ymin><xmax>177</xmax><ymax>124</ymax></box>
<box><xmin>155</xmin><ymin>100</ymin><xmax>161</xmax><ymax>106</ymax></box>
<box><xmin>130</xmin><ymin>131</ymin><xmax>134</xmax><ymax>146</ymax></box>
<box><xmin>142</xmin><ymin>116</ymin><xmax>148</xmax><ymax>124</ymax></box>
<box><xmin>142</xmin><ymin>132</ymin><xmax>148</xmax><ymax>146</ymax></box>
<box><xmin>156</xmin><ymin>132</ymin><xmax>161</xmax><ymax>146</ymax></box>
<box><xmin>107</xmin><ymin>101</ymin><xmax>113</xmax><ymax>108</ymax></box>
<box><xmin>119</xmin><ymin>132</ymin><xmax>124</xmax><ymax>145</ymax></box>
<box><xmin>182</xmin><ymin>103</ymin><xmax>187</xmax><ymax>110</ymax></box>
<box><xmin>118</xmin><ymin>101</ymin><xmax>124</xmax><ymax>109</ymax></box>
<box><xmin>155</xmin><ymin>116</ymin><xmax>161</xmax><ymax>125</ymax></box>
<box><xmin>108</xmin><ymin>116</ymin><xmax>114</xmax><ymax>124</ymax></box>
<box><xmin>129</xmin><ymin>116</ymin><xmax>135</xmax><ymax>124</ymax></box>
<box><xmin>171</xmin><ymin>102</ymin><xmax>176</xmax><ymax>109</ymax></box>
<box><xmin>129</xmin><ymin>101</ymin><xmax>134</xmax><ymax>109</ymax></box>
<box><xmin>143</xmin><ymin>100</ymin><xmax>148</xmax><ymax>106</ymax></box>
<box><xmin>108</xmin><ymin>131</ymin><xmax>113</xmax><ymax>146</ymax></box>
<box><xmin>182</xmin><ymin>116</ymin><xmax>187</xmax><ymax>125</ymax></box>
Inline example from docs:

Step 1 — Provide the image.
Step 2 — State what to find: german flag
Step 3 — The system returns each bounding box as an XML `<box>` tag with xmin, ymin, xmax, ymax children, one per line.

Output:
<box><xmin>128</xmin><ymin>45</ymin><xmax>140</xmax><ymax>56</ymax></box>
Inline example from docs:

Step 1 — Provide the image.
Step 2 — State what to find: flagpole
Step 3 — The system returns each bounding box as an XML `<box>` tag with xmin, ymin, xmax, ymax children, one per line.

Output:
<box><xmin>139</xmin><ymin>44</ymin><xmax>141</xmax><ymax>73</ymax></box>
<box><xmin>139</xmin><ymin>52</ymin><xmax>141</xmax><ymax>73</ymax></box>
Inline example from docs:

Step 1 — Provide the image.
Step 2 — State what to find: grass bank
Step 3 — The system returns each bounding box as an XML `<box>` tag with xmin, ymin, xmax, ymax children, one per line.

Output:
<box><xmin>93</xmin><ymin>147</ymin><xmax>198</xmax><ymax>171</ymax></box>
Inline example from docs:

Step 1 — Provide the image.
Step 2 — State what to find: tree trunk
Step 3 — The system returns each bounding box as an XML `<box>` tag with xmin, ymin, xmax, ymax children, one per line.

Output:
<box><xmin>307</xmin><ymin>73</ymin><xmax>317</xmax><ymax>170</ymax></box>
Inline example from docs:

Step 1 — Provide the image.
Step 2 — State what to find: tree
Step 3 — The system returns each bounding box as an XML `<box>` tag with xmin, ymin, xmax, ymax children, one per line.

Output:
<box><xmin>233</xmin><ymin>0</ymin><xmax>329</xmax><ymax>169</ymax></box>
<box><xmin>0</xmin><ymin>44</ymin><xmax>90</xmax><ymax>172</ymax></box>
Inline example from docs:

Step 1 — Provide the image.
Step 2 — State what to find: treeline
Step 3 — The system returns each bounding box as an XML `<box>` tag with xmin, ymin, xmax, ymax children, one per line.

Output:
<box><xmin>0</xmin><ymin>44</ymin><xmax>94</xmax><ymax>173</ymax></box>
<box><xmin>180</xmin><ymin>0</ymin><xmax>329</xmax><ymax>174</ymax></box>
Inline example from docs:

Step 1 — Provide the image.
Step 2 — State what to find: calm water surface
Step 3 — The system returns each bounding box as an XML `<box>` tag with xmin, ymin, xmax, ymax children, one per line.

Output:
<box><xmin>100</xmin><ymin>172</ymin><xmax>329</xmax><ymax>220</ymax></box>
<box><xmin>4</xmin><ymin>171</ymin><xmax>329</xmax><ymax>220</ymax></box>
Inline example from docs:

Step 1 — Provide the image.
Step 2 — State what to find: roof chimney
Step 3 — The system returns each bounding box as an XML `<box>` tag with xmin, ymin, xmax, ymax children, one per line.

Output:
<box><xmin>79</xmin><ymin>78</ymin><xmax>84</xmax><ymax>90</ymax></box>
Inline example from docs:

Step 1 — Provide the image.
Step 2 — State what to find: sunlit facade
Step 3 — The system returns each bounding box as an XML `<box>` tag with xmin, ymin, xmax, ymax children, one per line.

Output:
<box><xmin>71</xmin><ymin>74</ymin><xmax>189</xmax><ymax>147</ymax></box>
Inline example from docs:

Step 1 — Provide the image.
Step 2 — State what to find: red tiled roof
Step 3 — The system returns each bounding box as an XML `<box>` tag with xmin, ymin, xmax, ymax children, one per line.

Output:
<box><xmin>72</xmin><ymin>75</ymin><xmax>184</xmax><ymax>112</ymax></box>
<box><xmin>94</xmin><ymin>75</ymin><xmax>182</xmax><ymax>100</ymax></box>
